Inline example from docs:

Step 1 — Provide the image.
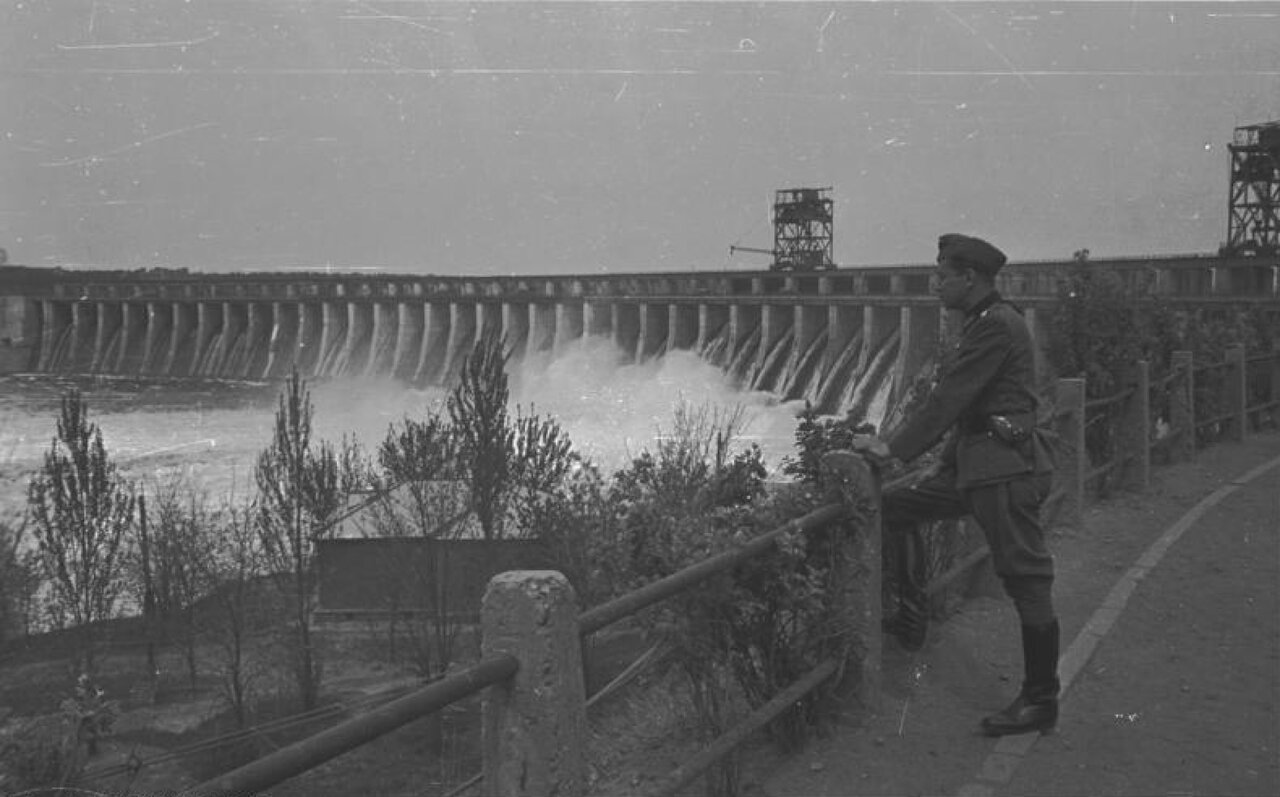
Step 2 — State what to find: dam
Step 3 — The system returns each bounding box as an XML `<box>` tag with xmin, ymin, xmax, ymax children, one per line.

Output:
<box><xmin>2</xmin><ymin>254</ymin><xmax>1277</xmax><ymax>416</ymax></box>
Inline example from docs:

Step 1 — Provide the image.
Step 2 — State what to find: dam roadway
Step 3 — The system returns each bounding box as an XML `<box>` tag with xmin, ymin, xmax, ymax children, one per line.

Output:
<box><xmin>1</xmin><ymin>252</ymin><xmax>1277</xmax><ymax>415</ymax></box>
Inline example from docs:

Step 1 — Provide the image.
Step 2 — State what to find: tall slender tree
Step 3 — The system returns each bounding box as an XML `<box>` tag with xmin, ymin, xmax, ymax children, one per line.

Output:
<box><xmin>448</xmin><ymin>332</ymin><xmax>513</xmax><ymax>540</ymax></box>
<box><xmin>27</xmin><ymin>389</ymin><xmax>135</xmax><ymax>674</ymax></box>
<box><xmin>254</xmin><ymin>371</ymin><xmax>350</xmax><ymax>710</ymax></box>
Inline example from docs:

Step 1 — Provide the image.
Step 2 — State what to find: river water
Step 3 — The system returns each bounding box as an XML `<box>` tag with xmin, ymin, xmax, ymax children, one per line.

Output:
<box><xmin>0</xmin><ymin>336</ymin><xmax>813</xmax><ymax>526</ymax></box>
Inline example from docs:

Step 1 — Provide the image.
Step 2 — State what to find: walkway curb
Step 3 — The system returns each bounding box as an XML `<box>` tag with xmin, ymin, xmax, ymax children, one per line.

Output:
<box><xmin>954</xmin><ymin>451</ymin><xmax>1280</xmax><ymax>797</ymax></box>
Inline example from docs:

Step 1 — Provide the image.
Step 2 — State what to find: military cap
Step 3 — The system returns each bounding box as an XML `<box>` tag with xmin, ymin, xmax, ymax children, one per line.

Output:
<box><xmin>937</xmin><ymin>233</ymin><xmax>1007</xmax><ymax>276</ymax></box>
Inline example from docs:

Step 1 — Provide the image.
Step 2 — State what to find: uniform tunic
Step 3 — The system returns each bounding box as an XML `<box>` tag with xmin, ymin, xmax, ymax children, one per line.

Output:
<box><xmin>883</xmin><ymin>290</ymin><xmax>1056</xmax><ymax>622</ymax></box>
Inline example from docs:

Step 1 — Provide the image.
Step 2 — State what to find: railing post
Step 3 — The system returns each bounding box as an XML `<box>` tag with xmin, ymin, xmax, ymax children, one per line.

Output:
<box><xmin>1122</xmin><ymin>361</ymin><xmax>1150</xmax><ymax>491</ymax></box>
<box><xmin>1170</xmin><ymin>350</ymin><xmax>1195</xmax><ymax>461</ymax></box>
<box><xmin>1225</xmin><ymin>344</ymin><xmax>1247</xmax><ymax>441</ymax></box>
<box><xmin>481</xmin><ymin>571</ymin><xmax>587</xmax><ymax>797</ymax></box>
<box><xmin>821</xmin><ymin>453</ymin><xmax>881</xmax><ymax>710</ymax></box>
<box><xmin>1054</xmin><ymin>378</ymin><xmax>1086</xmax><ymax>529</ymax></box>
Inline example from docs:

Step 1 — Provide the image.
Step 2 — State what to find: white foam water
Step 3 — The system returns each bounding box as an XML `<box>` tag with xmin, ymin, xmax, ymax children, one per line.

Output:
<box><xmin>0</xmin><ymin>336</ymin><xmax>812</xmax><ymax>523</ymax></box>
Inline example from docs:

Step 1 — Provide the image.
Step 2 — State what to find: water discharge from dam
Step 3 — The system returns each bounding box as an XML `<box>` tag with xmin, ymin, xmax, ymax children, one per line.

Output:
<box><xmin>0</xmin><ymin>331</ymin><xmax>911</xmax><ymax>524</ymax></box>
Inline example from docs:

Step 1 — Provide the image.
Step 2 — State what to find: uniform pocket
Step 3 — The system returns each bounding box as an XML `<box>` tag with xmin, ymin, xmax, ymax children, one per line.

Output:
<box><xmin>955</xmin><ymin>432</ymin><xmax>1035</xmax><ymax>488</ymax></box>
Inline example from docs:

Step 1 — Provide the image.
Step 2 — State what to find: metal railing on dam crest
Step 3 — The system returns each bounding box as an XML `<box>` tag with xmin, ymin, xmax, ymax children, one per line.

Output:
<box><xmin>2</xmin><ymin>253</ymin><xmax>1277</xmax><ymax>415</ymax></box>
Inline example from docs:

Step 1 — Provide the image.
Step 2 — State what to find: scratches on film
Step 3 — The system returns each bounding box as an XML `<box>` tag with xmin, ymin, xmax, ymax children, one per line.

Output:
<box><xmin>56</xmin><ymin>32</ymin><xmax>220</xmax><ymax>51</ymax></box>
<box><xmin>39</xmin><ymin>123</ymin><xmax>217</xmax><ymax>168</ymax></box>
<box><xmin>936</xmin><ymin>4</ymin><xmax>1036</xmax><ymax>94</ymax></box>
<box><xmin>817</xmin><ymin>8</ymin><xmax>836</xmax><ymax>53</ymax></box>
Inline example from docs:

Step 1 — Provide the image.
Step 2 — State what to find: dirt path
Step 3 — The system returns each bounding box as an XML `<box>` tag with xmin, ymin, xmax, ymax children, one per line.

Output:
<box><xmin>1005</xmin><ymin>453</ymin><xmax>1280</xmax><ymax>797</ymax></box>
<box><xmin>762</xmin><ymin>432</ymin><xmax>1280</xmax><ymax>797</ymax></box>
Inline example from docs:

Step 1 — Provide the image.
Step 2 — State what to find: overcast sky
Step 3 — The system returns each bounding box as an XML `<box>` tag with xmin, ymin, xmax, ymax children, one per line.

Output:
<box><xmin>2</xmin><ymin>1</ymin><xmax>1278</xmax><ymax>275</ymax></box>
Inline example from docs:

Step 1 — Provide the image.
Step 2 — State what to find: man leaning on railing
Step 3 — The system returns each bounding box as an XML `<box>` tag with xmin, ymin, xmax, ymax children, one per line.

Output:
<box><xmin>828</xmin><ymin>233</ymin><xmax>1061</xmax><ymax>738</ymax></box>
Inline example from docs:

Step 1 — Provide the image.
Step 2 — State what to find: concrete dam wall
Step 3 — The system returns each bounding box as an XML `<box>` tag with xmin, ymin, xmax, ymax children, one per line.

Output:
<box><xmin>2</xmin><ymin>254</ymin><xmax>1276</xmax><ymax>416</ymax></box>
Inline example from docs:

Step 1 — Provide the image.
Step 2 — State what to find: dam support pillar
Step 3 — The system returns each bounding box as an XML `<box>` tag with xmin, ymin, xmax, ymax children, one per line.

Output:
<box><xmin>528</xmin><ymin>303</ymin><xmax>556</xmax><ymax>356</ymax></box>
<box><xmin>894</xmin><ymin>305</ymin><xmax>940</xmax><ymax>405</ymax></box>
<box><xmin>191</xmin><ymin>302</ymin><xmax>221</xmax><ymax>377</ymax></box>
<box><xmin>166</xmin><ymin>302</ymin><xmax>196</xmax><ymax>376</ymax></box>
<box><xmin>477</xmin><ymin>301</ymin><xmax>502</xmax><ymax>343</ymax></box>
<box><xmin>266</xmin><ymin>302</ymin><xmax>300</xmax><ymax>379</ymax></box>
<box><xmin>501</xmin><ymin>302</ymin><xmax>530</xmax><ymax>360</ymax></box>
<box><xmin>413</xmin><ymin>302</ymin><xmax>449</xmax><ymax>384</ymax></box>
<box><xmin>440</xmin><ymin>301</ymin><xmax>477</xmax><ymax>383</ymax></box>
<box><xmin>861</xmin><ymin>305</ymin><xmax>898</xmax><ymax>376</ymax></box>
<box><xmin>36</xmin><ymin>300</ymin><xmax>69</xmax><ymax>371</ymax></box>
<box><xmin>141</xmin><ymin>302</ymin><xmax>171</xmax><ymax>375</ymax></box>
<box><xmin>636</xmin><ymin>303</ymin><xmax>666</xmax><ymax>361</ymax></box>
<box><xmin>554</xmin><ymin>302</ymin><xmax>584</xmax><ymax>353</ymax></box>
<box><xmin>316</xmin><ymin>301</ymin><xmax>345</xmax><ymax>377</ymax></box>
<box><xmin>583</xmin><ymin>301</ymin><xmax>611</xmax><ymax>340</ymax></box>
<box><xmin>696</xmin><ymin>303</ymin><xmax>730</xmax><ymax>361</ymax></box>
<box><xmin>391</xmin><ymin>301</ymin><xmax>424</xmax><ymax>381</ymax></box>
<box><xmin>91</xmin><ymin>301</ymin><xmax>121</xmax><ymax>373</ymax></box>
<box><xmin>219</xmin><ymin>302</ymin><xmax>248</xmax><ymax>379</ymax></box>
<box><xmin>296</xmin><ymin>303</ymin><xmax>323</xmax><ymax>378</ymax></box>
<box><xmin>668</xmin><ymin>303</ymin><xmax>699</xmax><ymax>353</ymax></box>
<box><xmin>612</xmin><ymin>303</ymin><xmax>640</xmax><ymax>362</ymax></box>
<box><xmin>363</xmin><ymin>302</ymin><xmax>395</xmax><ymax>378</ymax></box>
<box><xmin>243</xmin><ymin>302</ymin><xmax>270</xmax><ymax>378</ymax></box>
<box><xmin>726</xmin><ymin>304</ymin><xmax>761</xmax><ymax>382</ymax></box>
<box><xmin>784</xmin><ymin>303</ymin><xmax>825</xmax><ymax>400</ymax></box>
<box><xmin>115</xmin><ymin>302</ymin><xmax>146</xmax><ymax>374</ymax></box>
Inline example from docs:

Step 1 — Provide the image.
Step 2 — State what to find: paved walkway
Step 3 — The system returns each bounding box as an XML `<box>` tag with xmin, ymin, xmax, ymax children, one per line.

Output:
<box><xmin>763</xmin><ymin>433</ymin><xmax>1280</xmax><ymax>797</ymax></box>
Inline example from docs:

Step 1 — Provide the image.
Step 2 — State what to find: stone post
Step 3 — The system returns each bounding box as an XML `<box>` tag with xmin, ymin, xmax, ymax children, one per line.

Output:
<box><xmin>821</xmin><ymin>453</ymin><xmax>881</xmax><ymax>711</ymax></box>
<box><xmin>1170</xmin><ymin>350</ymin><xmax>1195</xmax><ymax>462</ymax></box>
<box><xmin>1054</xmin><ymin>378</ymin><xmax>1087</xmax><ymax>530</ymax></box>
<box><xmin>1225</xmin><ymin>344</ymin><xmax>1247</xmax><ymax>440</ymax></box>
<box><xmin>1121</xmin><ymin>361</ymin><xmax>1150</xmax><ymax>491</ymax></box>
<box><xmin>481</xmin><ymin>571</ymin><xmax>587</xmax><ymax>797</ymax></box>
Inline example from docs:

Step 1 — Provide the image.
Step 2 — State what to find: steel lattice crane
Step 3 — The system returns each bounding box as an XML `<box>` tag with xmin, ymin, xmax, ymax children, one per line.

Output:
<box><xmin>729</xmin><ymin>187</ymin><xmax>836</xmax><ymax>270</ymax></box>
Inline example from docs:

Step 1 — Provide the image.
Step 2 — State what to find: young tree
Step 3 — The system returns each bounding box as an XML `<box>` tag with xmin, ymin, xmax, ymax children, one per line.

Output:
<box><xmin>201</xmin><ymin>499</ymin><xmax>267</xmax><ymax>728</ymax></box>
<box><xmin>370</xmin><ymin>414</ymin><xmax>469</xmax><ymax>676</ymax></box>
<box><xmin>448</xmin><ymin>332</ymin><xmax>513</xmax><ymax>540</ymax></box>
<box><xmin>139</xmin><ymin>478</ymin><xmax>217</xmax><ymax>693</ymax></box>
<box><xmin>445</xmin><ymin>332</ymin><xmax>580</xmax><ymax>540</ymax></box>
<box><xmin>254</xmin><ymin>371</ymin><xmax>355</xmax><ymax>710</ymax></box>
<box><xmin>27</xmin><ymin>389</ymin><xmax>135</xmax><ymax>674</ymax></box>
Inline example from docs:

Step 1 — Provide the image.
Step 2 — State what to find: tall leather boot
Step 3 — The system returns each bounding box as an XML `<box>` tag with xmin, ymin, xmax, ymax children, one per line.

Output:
<box><xmin>981</xmin><ymin>619</ymin><xmax>1060</xmax><ymax>736</ymax></box>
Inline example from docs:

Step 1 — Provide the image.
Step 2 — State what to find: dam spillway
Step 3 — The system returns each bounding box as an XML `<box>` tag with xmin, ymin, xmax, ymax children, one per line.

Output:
<box><xmin>2</xmin><ymin>254</ymin><xmax>1278</xmax><ymax>416</ymax></box>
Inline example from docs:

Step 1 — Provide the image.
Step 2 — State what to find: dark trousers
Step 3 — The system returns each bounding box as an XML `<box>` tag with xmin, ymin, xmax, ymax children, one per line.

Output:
<box><xmin>883</xmin><ymin>469</ymin><xmax>1056</xmax><ymax>625</ymax></box>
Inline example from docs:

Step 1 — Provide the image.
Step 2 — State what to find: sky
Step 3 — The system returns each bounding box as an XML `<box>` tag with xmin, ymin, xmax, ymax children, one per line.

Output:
<box><xmin>2</xmin><ymin>1</ymin><xmax>1278</xmax><ymax>275</ymax></box>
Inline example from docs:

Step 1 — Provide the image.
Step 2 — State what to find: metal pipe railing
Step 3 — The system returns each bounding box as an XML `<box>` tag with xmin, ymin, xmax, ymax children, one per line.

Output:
<box><xmin>179</xmin><ymin>653</ymin><xmax>519</xmax><ymax>797</ymax></box>
<box><xmin>648</xmin><ymin>658</ymin><xmax>842</xmax><ymax>797</ymax></box>
<box><xmin>578</xmin><ymin>502</ymin><xmax>847</xmax><ymax>636</ymax></box>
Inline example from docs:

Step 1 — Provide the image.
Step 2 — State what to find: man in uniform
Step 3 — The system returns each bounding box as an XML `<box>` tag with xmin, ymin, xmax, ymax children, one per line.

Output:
<box><xmin>846</xmin><ymin>233</ymin><xmax>1059</xmax><ymax>737</ymax></box>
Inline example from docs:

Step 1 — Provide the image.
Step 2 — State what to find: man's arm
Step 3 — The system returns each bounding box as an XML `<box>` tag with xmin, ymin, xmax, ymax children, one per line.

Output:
<box><xmin>885</xmin><ymin>317</ymin><xmax>1011</xmax><ymax>463</ymax></box>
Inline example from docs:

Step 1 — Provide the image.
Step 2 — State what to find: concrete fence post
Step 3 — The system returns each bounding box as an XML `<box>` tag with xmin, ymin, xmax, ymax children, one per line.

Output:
<box><xmin>1225</xmin><ymin>344</ymin><xmax>1247</xmax><ymax>441</ymax></box>
<box><xmin>823</xmin><ymin>455</ymin><xmax>882</xmax><ymax>711</ymax></box>
<box><xmin>1170</xmin><ymin>350</ymin><xmax>1195</xmax><ymax>462</ymax></box>
<box><xmin>481</xmin><ymin>571</ymin><xmax>587</xmax><ymax>797</ymax></box>
<box><xmin>1055</xmin><ymin>378</ymin><xmax>1087</xmax><ymax>529</ymax></box>
<box><xmin>1122</xmin><ymin>361</ymin><xmax>1151</xmax><ymax>491</ymax></box>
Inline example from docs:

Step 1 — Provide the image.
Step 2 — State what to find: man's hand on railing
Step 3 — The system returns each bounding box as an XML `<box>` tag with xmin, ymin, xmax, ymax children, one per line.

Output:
<box><xmin>849</xmin><ymin>434</ymin><xmax>893</xmax><ymax>466</ymax></box>
<box><xmin>819</xmin><ymin>435</ymin><xmax>897</xmax><ymax>482</ymax></box>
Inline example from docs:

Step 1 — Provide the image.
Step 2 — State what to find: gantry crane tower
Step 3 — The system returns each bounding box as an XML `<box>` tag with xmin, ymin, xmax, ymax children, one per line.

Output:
<box><xmin>1224</xmin><ymin>121</ymin><xmax>1280</xmax><ymax>256</ymax></box>
<box><xmin>730</xmin><ymin>187</ymin><xmax>835</xmax><ymax>270</ymax></box>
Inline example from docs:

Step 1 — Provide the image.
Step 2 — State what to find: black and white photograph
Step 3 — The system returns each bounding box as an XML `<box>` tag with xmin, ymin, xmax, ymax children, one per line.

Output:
<box><xmin>1</xmin><ymin>2</ymin><xmax>1278</xmax><ymax>795</ymax></box>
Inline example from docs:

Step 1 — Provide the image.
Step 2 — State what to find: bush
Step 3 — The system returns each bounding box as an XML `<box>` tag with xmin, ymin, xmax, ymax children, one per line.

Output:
<box><xmin>0</xmin><ymin>714</ymin><xmax>75</xmax><ymax>794</ymax></box>
<box><xmin>560</xmin><ymin>400</ymin><xmax>868</xmax><ymax>797</ymax></box>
